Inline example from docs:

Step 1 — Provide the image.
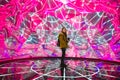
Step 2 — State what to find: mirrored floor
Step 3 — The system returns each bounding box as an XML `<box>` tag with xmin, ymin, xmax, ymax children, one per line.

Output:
<box><xmin>0</xmin><ymin>58</ymin><xmax>120</xmax><ymax>80</ymax></box>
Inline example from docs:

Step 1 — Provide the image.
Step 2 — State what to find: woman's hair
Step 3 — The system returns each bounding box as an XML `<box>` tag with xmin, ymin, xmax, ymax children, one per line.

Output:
<box><xmin>61</xmin><ymin>27</ymin><xmax>66</xmax><ymax>32</ymax></box>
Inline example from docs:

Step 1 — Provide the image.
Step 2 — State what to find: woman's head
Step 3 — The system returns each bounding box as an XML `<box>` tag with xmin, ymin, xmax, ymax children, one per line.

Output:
<box><xmin>61</xmin><ymin>27</ymin><xmax>67</xmax><ymax>33</ymax></box>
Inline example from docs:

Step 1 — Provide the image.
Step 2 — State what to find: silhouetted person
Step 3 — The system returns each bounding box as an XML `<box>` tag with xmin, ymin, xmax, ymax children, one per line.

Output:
<box><xmin>58</xmin><ymin>27</ymin><xmax>70</xmax><ymax>79</ymax></box>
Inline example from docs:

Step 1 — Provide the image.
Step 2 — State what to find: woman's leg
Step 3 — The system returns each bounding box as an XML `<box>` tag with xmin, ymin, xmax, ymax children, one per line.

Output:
<box><xmin>61</xmin><ymin>48</ymin><xmax>66</xmax><ymax>67</ymax></box>
<box><xmin>60</xmin><ymin>48</ymin><xmax>66</xmax><ymax>79</ymax></box>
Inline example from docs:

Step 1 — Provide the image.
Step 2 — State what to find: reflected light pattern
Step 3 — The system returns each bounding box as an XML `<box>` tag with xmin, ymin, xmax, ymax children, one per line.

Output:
<box><xmin>0</xmin><ymin>59</ymin><xmax>120</xmax><ymax>80</ymax></box>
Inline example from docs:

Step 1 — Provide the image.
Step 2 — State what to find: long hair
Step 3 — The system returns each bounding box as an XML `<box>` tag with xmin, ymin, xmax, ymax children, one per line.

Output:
<box><xmin>61</xmin><ymin>27</ymin><xmax>66</xmax><ymax>32</ymax></box>
<box><xmin>61</xmin><ymin>27</ymin><xmax>67</xmax><ymax>37</ymax></box>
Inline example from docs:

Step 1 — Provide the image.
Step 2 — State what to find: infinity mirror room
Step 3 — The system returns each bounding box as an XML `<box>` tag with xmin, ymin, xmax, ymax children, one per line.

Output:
<box><xmin>0</xmin><ymin>0</ymin><xmax>120</xmax><ymax>80</ymax></box>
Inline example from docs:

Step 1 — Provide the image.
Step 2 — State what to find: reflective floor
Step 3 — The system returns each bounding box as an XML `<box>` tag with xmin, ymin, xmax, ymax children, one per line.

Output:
<box><xmin>0</xmin><ymin>58</ymin><xmax>120</xmax><ymax>80</ymax></box>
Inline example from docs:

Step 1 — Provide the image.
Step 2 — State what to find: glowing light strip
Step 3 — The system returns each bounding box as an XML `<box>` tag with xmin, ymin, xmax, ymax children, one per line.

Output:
<box><xmin>99</xmin><ymin>73</ymin><xmax>117</xmax><ymax>78</ymax></box>
<box><xmin>63</xmin><ymin>68</ymin><xmax>65</xmax><ymax>80</ymax></box>
<box><xmin>0</xmin><ymin>70</ymin><xmax>32</xmax><ymax>77</ymax></box>
<box><xmin>84</xmin><ymin>14</ymin><xmax>98</xmax><ymax>26</ymax></box>
<box><xmin>33</xmin><ymin>68</ymin><xmax>61</xmax><ymax>80</ymax></box>
<box><xmin>34</xmin><ymin>0</ymin><xmax>47</xmax><ymax>13</ymax></box>
<box><xmin>94</xmin><ymin>12</ymin><xmax>104</xmax><ymax>26</ymax></box>
<box><xmin>102</xmin><ymin>19</ymin><xmax>114</xmax><ymax>26</ymax></box>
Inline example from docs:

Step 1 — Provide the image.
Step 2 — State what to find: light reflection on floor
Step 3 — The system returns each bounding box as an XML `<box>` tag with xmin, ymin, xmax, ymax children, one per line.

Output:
<box><xmin>0</xmin><ymin>58</ymin><xmax>120</xmax><ymax>80</ymax></box>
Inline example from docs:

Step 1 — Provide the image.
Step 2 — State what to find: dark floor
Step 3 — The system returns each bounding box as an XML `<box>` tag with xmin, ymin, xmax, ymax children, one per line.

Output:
<box><xmin>0</xmin><ymin>58</ymin><xmax>120</xmax><ymax>80</ymax></box>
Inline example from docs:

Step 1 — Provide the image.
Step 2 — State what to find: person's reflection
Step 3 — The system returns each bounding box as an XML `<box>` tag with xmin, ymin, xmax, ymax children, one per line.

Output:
<box><xmin>58</xmin><ymin>27</ymin><xmax>70</xmax><ymax>79</ymax></box>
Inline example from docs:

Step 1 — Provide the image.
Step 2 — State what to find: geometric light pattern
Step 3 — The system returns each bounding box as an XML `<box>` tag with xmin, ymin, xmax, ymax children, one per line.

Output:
<box><xmin>0</xmin><ymin>59</ymin><xmax>120</xmax><ymax>80</ymax></box>
<box><xmin>0</xmin><ymin>0</ymin><xmax>120</xmax><ymax>62</ymax></box>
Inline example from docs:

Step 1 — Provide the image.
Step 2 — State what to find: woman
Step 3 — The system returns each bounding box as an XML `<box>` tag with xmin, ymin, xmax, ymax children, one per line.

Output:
<box><xmin>58</xmin><ymin>27</ymin><xmax>70</xmax><ymax>78</ymax></box>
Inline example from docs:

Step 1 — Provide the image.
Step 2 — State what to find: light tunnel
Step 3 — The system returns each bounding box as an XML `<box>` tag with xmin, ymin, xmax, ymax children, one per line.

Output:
<box><xmin>0</xmin><ymin>0</ymin><xmax>120</xmax><ymax>80</ymax></box>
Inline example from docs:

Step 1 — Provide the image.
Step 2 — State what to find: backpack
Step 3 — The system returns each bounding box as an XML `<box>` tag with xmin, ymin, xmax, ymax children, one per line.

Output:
<box><xmin>57</xmin><ymin>38</ymin><xmax>60</xmax><ymax>47</ymax></box>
